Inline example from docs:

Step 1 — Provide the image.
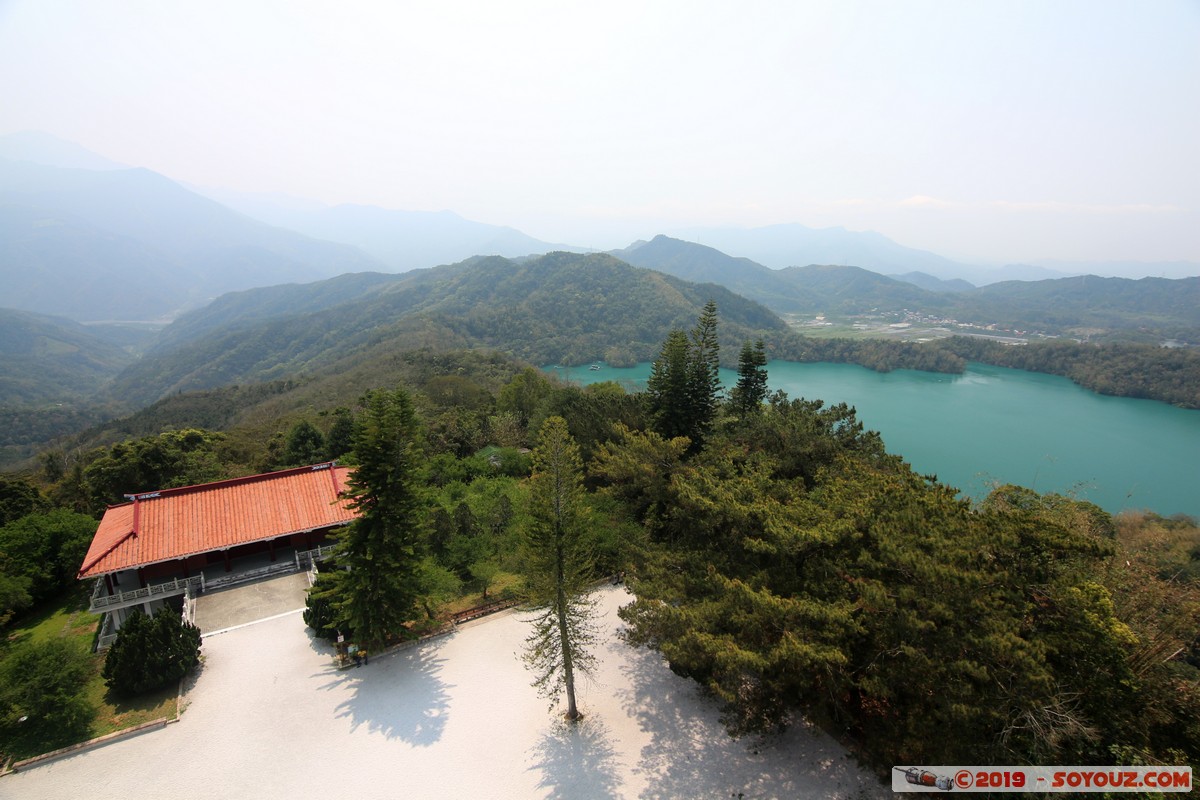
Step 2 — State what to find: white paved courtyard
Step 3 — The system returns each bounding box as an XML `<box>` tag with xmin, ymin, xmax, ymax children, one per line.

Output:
<box><xmin>1</xmin><ymin>585</ymin><xmax>886</xmax><ymax>800</ymax></box>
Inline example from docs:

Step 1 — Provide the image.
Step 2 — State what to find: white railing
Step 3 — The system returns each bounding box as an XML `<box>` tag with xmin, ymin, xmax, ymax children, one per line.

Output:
<box><xmin>296</xmin><ymin>542</ymin><xmax>340</xmax><ymax>568</ymax></box>
<box><xmin>89</xmin><ymin>574</ymin><xmax>205</xmax><ymax>612</ymax></box>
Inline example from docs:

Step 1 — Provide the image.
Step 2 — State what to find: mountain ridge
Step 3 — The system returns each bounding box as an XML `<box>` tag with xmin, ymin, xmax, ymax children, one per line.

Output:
<box><xmin>195</xmin><ymin>190</ymin><xmax>590</xmax><ymax>271</ymax></box>
<box><xmin>0</xmin><ymin>157</ymin><xmax>386</xmax><ymax>322</ymax></box>
<box><xmin>106</xmin><ymin>251</ymin><xmax>791</xmax><ymax>407</ymax></box>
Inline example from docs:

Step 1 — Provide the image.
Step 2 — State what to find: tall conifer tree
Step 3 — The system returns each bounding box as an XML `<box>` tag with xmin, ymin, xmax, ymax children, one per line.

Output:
<box><xmin>730</xmin><ymin>339</ymin><xmax>769</xmax><ymax>416</ymax></box>
<box><xmin>646</xmin><ymin>301</ymin><xmax>722</xmax><ymax>448</ymax></box>
<box><xmin>646</xmin><ymin>329</ymin><xmax>693</xmax><ymax>440</ymax></box>
<box><xmin>687</xmin><ymin>300</ymin><xmax>722</xmax><ymax>442</ymax></box>
<box><xmin>310</xmin><ymin>388</ymin><xmax>425</xmax><ymax>649</ymax></box>
<box><xmin>521</xmin><ymin>416</ymin><xmax>598</xmax><ymax>721</ymax></box>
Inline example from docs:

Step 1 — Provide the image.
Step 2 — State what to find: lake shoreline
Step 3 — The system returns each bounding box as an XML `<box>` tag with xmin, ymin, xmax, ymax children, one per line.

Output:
<box><xmin>546</xmin><ymin>360</ymin><xmax>1200</xmax><ymax>519</ymax></box>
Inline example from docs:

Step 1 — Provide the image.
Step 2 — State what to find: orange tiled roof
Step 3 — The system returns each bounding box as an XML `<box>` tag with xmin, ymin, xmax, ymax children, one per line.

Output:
<box><xmin>78</xmin><ymin>462</ymin><xmax>357</xmax><ymax>578</ymax></box>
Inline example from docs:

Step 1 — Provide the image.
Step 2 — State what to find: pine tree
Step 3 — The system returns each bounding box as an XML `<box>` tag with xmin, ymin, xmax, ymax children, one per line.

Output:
<box><xmin>521</xmin><ymin>416</ymin><xmax>598</xmax><ymax>721</ymax></box>
<box><xmin>313</xmin><ymin>388</ymin><xmax>426</xmax><ymax>649</ymax></box>
<box><xmin>730</xmin><ymin>339</ymin><xmax>768</xmax><ymax>417</ymax></box>
<box><xmin>646</xmin><ymin>329</ymin><xmax>692</xmax><ymax>440</ymax></box>
<box><xmin>102</xmin><ymin>608</ymin><xmax>202</xmax><ymax>697</ymax></box>
<box><xmin>647</xmin><ymin>301</ymin><xmax>723</xmax><ymax>448</ymax></box>
<box><xmin>687</xmin><ymin>300</ymin><xmax>722</xmax><ymax>442</ymax></box>
<box><xmin>324</xmin><ymin>407</ymin><xmax>355</xmax><ymax>460</ymax></box>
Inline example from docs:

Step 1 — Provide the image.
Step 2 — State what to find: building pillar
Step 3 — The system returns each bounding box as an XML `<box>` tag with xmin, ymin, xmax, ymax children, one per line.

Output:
<box><xmin>224</xmin><ymin>549</ymin><xmax>232</xmax><ymax>572</ymax></box>
<box><xmin>269</xmin><ymin>538</ymin><xmax>277</xmax><ymax>562</ymax></box>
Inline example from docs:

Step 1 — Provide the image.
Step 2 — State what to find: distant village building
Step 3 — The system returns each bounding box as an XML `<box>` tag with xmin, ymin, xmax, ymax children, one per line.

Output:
<box><xmin>78</xmin><ymin>462</ymin><xmax>356</xmax><ymax>646</ymax></box>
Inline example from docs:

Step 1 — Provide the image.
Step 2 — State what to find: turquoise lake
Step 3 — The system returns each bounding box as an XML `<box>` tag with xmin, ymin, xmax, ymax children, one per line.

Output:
<box><xmin>546</xmin><ymin>361</ymin><xmax>1200</xmax><ymax>518</ymax></box>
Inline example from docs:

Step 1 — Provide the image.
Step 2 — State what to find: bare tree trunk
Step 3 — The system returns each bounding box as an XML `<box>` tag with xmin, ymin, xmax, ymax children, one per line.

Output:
<box><xmin>556</xmin><ymin>541</ymin><xmax>579</xmax><ymax>721</ymax></box>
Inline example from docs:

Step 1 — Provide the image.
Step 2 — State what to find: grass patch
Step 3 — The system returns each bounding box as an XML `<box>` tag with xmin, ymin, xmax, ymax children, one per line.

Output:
<box><xmin>441</xmin><ymin>571</ymin><xmax>524</xmax><ymax>616</ymax></box>
<box><xmin>3</xmin><ymin>584</ymin><xmax>97</xmax><ymax>650</ymax></box>
<box><xmin>86</xmin><ymin>668</ymin><xmax>178</xmax><ymax>739</ymax></box>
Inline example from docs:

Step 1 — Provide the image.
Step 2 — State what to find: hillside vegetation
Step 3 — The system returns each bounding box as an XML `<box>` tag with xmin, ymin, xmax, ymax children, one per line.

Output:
<box><xmin>106</xmin><ymin>252</ymin><xmax>790</xmax><ymax>407</ymax></box>
<box><xmin>0</xmin><ymin>309</ymin><xmax>133</xmax><ymax>406</ymax></box>
<box><xmin>3</xmin><ymin>309</ymin><xmax>1196</xmax><ymax>775</ymax></box>
<box><xmin>956</xmin><ymin>275</ymin><xmax>1200</xmax><ymax>342</ymax></box>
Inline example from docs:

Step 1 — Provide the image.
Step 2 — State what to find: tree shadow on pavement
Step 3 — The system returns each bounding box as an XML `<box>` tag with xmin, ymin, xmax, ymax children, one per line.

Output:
<box><xmin>327</xmin><ymin>638</ymin><xmax>454</xmax><ymax>747</ymax></box>
<box><xmin>614</xmin><ymin>642</ymin><xmax>880</xmax><ymax>800</ymax></box>
<box><xmin>528</xmin><ymin>714</ymin><xmax>625</xmax><ymax>800</ymax></box>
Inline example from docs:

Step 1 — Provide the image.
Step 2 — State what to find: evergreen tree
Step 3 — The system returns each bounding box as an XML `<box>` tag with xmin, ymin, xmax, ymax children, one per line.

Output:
<box><xmin>311</xmin><ymin>388</ymin><xmax>427</xmax><ymax>649</ymax></box>
<box><xmin>646</xmin><ymin>302</ymin><xmax>723</xmax><ymax>448</ymax></box>
<box><xmin>687</xmin><ymin>299</ymin><xmax>722</xmax><ymax>442</ymax></box>
<box><xmin>0</xmin><ymin>558</ymin><xmax>33</xmax><ymax>628</ymax></box>
<box><xmin>302</xmin><ymin>582</ymin><xmax>340</xmax><ymax>640</ymax></box>
<box><xmin>521</xmin><ymin>416</ymin><xmax>598</xmax><ymax>721</ymax></box>
<box><xmin>102</xmin><ymin>608</ymin><xmax>202</xmax><ymax>697</ymax></box>
<box><xmin>427</xmin><ymin>506</ymin><xmax>455</xmax><ymax>561</ymax></box>
<box><xmin>325</xmin><ymin>407</ymin><xmax>355</xmax><ymax>461</ymax></box>
<box><xmin>447</xmin><ymin>501</ymin><xmax>487</xmax><ymax>581</ymax></box>
<box><xmin>730</xmin><ymin>339</ymin><xmax>768</xmax><ymax>417</ymax></box>
<box><xmin>282</xmin><ymin>420</ymin><xmax>326</xmax><ymax>467</ymax></box>
<box><xmin>646</xmin><ymin>329</ymin><xmax>693</xmax><ymax>440</ymax></box>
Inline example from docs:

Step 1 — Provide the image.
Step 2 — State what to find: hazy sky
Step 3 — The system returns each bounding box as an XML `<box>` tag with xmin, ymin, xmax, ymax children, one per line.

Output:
<box><xmin>2</xmin><ymin>0</ymin><xmax>1198</xmax><ymax>264</ymax></box>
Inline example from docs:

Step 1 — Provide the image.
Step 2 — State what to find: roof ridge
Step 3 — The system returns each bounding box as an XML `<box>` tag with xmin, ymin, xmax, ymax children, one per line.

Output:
<box><xmin>122</xmin><ymin>461</ymin><xmax>341</xmax><ymax>500</ymax></box>
<box><xmin>77</xmin><ymin>528</ymin><xmax>137</xmax><ymax>578</ymax></box>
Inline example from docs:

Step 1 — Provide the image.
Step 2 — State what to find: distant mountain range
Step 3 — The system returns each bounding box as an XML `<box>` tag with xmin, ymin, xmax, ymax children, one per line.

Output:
<box><xmin>0</xmin><ymin>130</ymin><xmax>129</xmax><ymax>171</ymax></box>
<box><xmin>612</xmin><ymin>235</ymin><xmax>943</xmax><ymax>314</ymax></box>
<box><xmin>197</xmin><ymin>188</ymin><xmax>588</xmax><ymax>271</ymax></box>
<box><xmin>0</xmin><ymin>156</ymin><xmax>383</xmax><ymax>321</ymax></box>
<box><xmin>669</xmin><ymin>222</ymin><xmax>972</xmax><ymax>277</ymax></box>
<box><xmin>668</xmin><ymin>223</ymin><xmax>1200</xmax><ymax>284</ymax></box>
<box><xmin>2</xmin><ymin>130</ymin><xmax>1198</xmax><ymax>417</ymax></box>
<box><xmin>7</xmin><ymin>236</ymin><xmax>1196</xmax><ymax>420</ymax></box>
<box><xmin>110</xmin><ymin>251</ymin><xmax>787</xmax><ymax>407</ymax></box>
<box><xmin>617</xmin><ymin>235</ymin><xmax>1200</xmax><ymax>340</ymax></box>
<box><xmin>888</xmin><ymin>272</ymin><xmax>975</xmax><ymax>293</ymax></box>
<box><xmin>3</xmin><ymin>131</ymin><xmax>1197</xmax><ymax>327</ymax></box>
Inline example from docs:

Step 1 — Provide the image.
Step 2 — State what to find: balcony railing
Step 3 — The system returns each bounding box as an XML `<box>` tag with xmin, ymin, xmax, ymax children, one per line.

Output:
<box><xmin>89</xmin><ymin>574</ymin><xmax>205</xmax><ymax>613</ymax></box>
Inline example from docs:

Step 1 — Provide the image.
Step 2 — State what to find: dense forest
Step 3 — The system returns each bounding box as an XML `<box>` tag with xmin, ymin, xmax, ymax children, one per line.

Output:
<box><xmin>2</xmin><ymin>309</ymin><xmax>1197</xmax><ymax>776</ymax></box>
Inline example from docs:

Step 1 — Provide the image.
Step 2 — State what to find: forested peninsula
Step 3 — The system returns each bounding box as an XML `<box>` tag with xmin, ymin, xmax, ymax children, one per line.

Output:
<box><xmin>764</xmin><ymin>334</ymin><xmax>1200</xmax><ymax>409</ymax></box>
<box><xmin>931</xmin><ymin>337</ymin><xmax>1200</xmax><ymax>409</ymax></box>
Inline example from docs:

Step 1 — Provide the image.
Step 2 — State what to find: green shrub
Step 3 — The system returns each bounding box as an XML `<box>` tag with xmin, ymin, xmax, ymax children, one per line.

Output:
<box><xmin>0</xmin><ymin>638</ymin><xmax>95</xmax><ymax>752</ymax></box>
<box><xmin>303</xmin><ymin>572</ymin><xmax>342</xmax><ymax>640</ymax></box>
<box><xmin>102</xmin><ymin>608</ymin><xmax>202</xmax><ymax>697</ymax></box>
